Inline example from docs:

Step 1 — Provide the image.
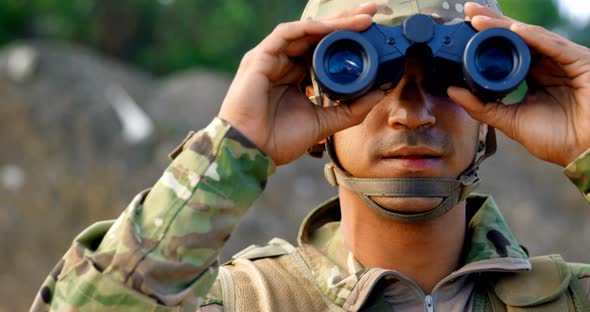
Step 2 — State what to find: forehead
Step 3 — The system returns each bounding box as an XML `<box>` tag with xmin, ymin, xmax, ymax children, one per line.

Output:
<box><xmin>301</xmin><ymin>0</ymin><xmax>502</xmax><ymax>25</ymax></box>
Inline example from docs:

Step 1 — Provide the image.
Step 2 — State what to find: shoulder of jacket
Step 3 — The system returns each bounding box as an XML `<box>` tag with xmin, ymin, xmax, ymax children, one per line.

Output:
<box><xmin>493</xmin><ymin>255</ymin><xmax>570</xmax><ymax>307</ymax></box>
<box><xmin>567</xmin><ymin>262</ymin><xmax>590</xmax><ymax>280</ymax></box>
<box><xmin>491</xmin><ymin>254</ymin><xmax>590</xmax><ymax>311</ymax></box>
<box><xmin>227</xmin><ymin>237</ymin><xmax>296</xmax><ymax>263</ymax></box>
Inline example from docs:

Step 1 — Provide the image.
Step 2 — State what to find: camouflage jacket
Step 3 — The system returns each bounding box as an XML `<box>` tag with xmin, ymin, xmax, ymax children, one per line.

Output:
<box><xmin>31</xmin><ymin>118</ymin><xmax>590</xmax><ymax>311</ymax></box>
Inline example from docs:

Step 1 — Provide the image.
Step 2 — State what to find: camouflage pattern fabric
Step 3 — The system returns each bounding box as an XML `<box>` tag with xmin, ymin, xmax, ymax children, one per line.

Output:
<box><xmin>199</xmin><ymin>192</ymin><xmax>590</xmax><ymax>311</ymax></box>
<box><xmin>564</xmin><ymin>149</ymin><xmax>590</xmax><ymax>201</ymax></box>
<box><xmin>294</xmin><ymin>194</ymin><xmax>529</xmax><ymax>307</ymax></box>
<box><xmin>301</xmin><ymin>0</ymin><xmax>502</xmax><ymax>25</ymax></box>
<box><xmin>201</xmin><ymin>194</ymin><xmax>590</xmax><ymax>311</ymax></box>
<box><xmin>31</xmin><ymin>118</ymin><xmax>590</xmax><ymax>310</ymax></box>
<box><xmin>30</xmin><ymin>118</ymin><xmax>275</xmax><ymax>311</ymax></box>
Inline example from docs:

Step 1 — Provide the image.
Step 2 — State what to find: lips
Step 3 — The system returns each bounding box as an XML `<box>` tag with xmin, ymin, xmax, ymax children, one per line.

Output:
<box><xmin>382</xmin><ymin>146</ymin><xmax>443</xmax><ymax>160</ymax></box>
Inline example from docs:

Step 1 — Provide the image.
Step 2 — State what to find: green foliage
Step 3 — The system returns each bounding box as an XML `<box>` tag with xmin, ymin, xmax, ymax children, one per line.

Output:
<box><xmin>0</xmin><ymin>1</ymin><xmax>33</xmax><ymax>43</ymax></box>
<box><xmin>571</xmin><ymin>24</ymin><xmax>590</xmax><ymax>47</ymax></box>
<box><xmin>498</xmin><ymin>0</ymin><xmax>563</xmax><ymax>28</ymax></box>
<box><xmin>133</xmin><ymin>0</ymin><xmax>307</xmax><ymax>73</ymax></box>
<box><xmin>0</xmin><ymin>0</ymin><xmax>307</xmax><ymax>75</ymax></box>
<box><xmin>0</xmin><ymin>0</ymin><xmax>586</xmax><ymax>75</ymax></box>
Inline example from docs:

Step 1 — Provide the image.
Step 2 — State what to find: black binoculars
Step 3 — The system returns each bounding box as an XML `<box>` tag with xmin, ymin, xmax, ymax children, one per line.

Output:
<box><xmin>312</xmin><ymin>14</ymin><xmax>531</xmax><ymax>102</ymax></box>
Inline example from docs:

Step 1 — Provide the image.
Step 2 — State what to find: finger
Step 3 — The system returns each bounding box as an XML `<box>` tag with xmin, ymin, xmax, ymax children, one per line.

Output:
<box><xmin>469</xmin><ymin>15</ymin><xmax>588</xmax><ymax>72</ymax></box>
<box><xmin>315</xmin><ymin>89</ymin><xmax>385</xmax><ymax>139</ymax></box>
<box><xmin>509</xmin><ymin>23</ymin><xmax>588</xmax><ymax>71</ymax></box>
<box><xmin>259</xmin><ymin>14</ymin><xmax>373</xmax><ymax>55</ymax></box>
<box><xmin>328</xmin><ymin>2</ymin><xmax>378</xmax><ymax>20</ymax></box>
<box><xmin>469</xmin><ymin>15</ymin><xmax>513</xmax><ymax>31</ymax></box>
<box><xmin>274</xmin><ymin>62</ymin><xmax>308</xmax><ymax>86</ymax></box>
<box><xmin>286</xmin><ymin>3</ymin><xmax>378</xmax><ymax>57</ymax></box>
<box><xmin>464</xmin><ymin>2</ymin><xmax>506</xmax><ymax>20</ymax></box>
<box><xmin>528</xmin><ymin>56</ymin><xmax>571</xmax><ymax>87</ymax></box>
<box><xmin>447</xmin><ymin>86</ymin><xmax>518</xmax><ymax>138</ymax></box>
<box><xmin>284</xmin><ymin>34</ymin><xmax>325</xmax><ymax>57</ymax></box>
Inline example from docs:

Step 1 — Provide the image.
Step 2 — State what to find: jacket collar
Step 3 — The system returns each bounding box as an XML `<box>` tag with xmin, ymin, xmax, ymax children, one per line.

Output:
<box><xmin>297</xmin><ymin>194</ymin><xmax>530</xmax><ymax>308</ymax></box>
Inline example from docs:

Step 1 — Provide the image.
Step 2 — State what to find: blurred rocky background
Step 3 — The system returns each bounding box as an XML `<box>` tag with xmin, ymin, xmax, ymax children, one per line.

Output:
<box><xmin>0</xmin><ymin>0</ymin><xmax>589</xmax><ymax>310</ymax></box>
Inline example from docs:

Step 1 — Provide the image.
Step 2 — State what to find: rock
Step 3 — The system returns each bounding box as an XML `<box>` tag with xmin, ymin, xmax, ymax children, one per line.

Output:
<box><xmin>145</xmin><ymin>69</ymin><xmax>232</xmax><ymax>132</ymax></box>
<box><xmin>0</xmin><ymin>164</ymin><xmax>26</xmax><ymax>192</ymax></box>
<box><xmin>0</xmin><ymin>45</ymin><xmax>39</xmax><ymax>83</ymax></box>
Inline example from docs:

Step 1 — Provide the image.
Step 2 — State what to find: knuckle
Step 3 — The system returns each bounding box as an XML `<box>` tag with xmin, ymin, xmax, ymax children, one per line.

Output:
<box><xmin>303</xmin><ymin>18</ymin><xmax>321</xmax><ymax>27</ymax></box>
<box><xmin>240</xmin><ymin>50</ymin><xmax>255</xmax><ymax>65</ymax></box>
<box><xmin>241</xmin><ymin>48</ymin><xmax>269</xmax><ymax>68</ymax></box>
<box><xmin>274</xmin><ymin>22</ymin><xmax>290</xmax><ymax>34</ymax></box>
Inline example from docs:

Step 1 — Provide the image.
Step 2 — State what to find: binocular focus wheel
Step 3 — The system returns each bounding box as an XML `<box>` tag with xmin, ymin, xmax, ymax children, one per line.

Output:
<box><xmin>463</xmin><ymin>27</ymin><xmax>531</xmax><ymax>99</ymax></box>
<box><xmin>313</xmin><ymin>30</ymin><xmax>379</xmax><ymax>101</ymax></box>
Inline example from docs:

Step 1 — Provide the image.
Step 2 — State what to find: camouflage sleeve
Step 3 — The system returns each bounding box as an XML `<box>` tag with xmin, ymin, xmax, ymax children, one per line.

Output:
<box><xmin>563</xmin><ymin>148</ymin><xmax>590</xmax><ymax>202</ymax></box>
<box><xmin>31</xmin><ymin>118</ymin><xmax>275</xmax><ymax>311</ymax></box>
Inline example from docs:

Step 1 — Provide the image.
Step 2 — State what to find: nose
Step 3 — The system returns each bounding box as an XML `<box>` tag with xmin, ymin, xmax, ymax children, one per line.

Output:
<box><xmin>386</xmin><ymin>57</ymin><xmax>436</xmax><ymax>130</ymax></box>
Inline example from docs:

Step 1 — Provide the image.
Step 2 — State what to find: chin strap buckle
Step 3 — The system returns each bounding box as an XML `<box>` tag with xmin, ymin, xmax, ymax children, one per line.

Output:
<box><xmin>324</xmin><ymin>163</ymin><xmax>338</xmax><ymax>187</ymax></box>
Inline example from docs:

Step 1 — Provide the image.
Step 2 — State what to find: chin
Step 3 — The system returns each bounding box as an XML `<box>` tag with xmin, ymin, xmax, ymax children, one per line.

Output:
<box><xmin>371</xmin><ymin>196</ymin><xmax>444</xmax><ymax>213</ymax></box>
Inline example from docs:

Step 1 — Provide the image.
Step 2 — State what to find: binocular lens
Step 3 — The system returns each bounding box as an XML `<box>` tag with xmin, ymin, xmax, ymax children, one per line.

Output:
<box><xmin>314</xmin><ymin>32</ymin><xmax>379</xmax><ymax>100</ymax></box>
<box><xmin>475</xmin><ymin>40</ymin><xmax>515</xmax><ymax>81</ymax></box>
<box><xmin>464</xmin><ymin>29</ymin><xmax>530</xmax><ymax>101</ymax></box>
<box><xmin>326</xmin><ymin>46</ymin><xmax>364</xmax><ymax>84</ymax></box>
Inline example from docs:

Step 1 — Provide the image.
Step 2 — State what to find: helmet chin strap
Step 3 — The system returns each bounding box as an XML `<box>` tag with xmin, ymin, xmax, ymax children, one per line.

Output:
<box><xmin>323</xmin><ymin>128</ymin><xmax>497</xmax><ymax>223</ymax></box>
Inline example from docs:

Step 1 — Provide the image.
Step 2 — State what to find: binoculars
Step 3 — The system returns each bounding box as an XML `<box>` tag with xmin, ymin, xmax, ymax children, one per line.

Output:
<box><xmin>312</xmin><ymin>14</ymin><xmax>531</xmax><ymax>102</ymax></box>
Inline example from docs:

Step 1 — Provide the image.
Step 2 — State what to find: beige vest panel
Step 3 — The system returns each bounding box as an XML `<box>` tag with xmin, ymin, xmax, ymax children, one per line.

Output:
<box><xmin>220</xmin><ymin>252</ymin><xmax>343</xmax><ymax>312</ymax></box>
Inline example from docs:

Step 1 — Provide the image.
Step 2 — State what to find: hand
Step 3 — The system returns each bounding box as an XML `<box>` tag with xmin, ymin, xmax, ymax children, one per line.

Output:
<box><xmin>448</xmin><ymin>2</ymin><xmax>590</xmax><ymax>167</ymax></box>
<box><xmin>218</xmin><ymin>3</ymin><xmax>385</xmax><ymax>166</ymax></box>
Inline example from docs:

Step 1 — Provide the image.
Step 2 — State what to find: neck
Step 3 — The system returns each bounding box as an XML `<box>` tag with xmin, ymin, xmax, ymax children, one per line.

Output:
<box><xmin>339</xmin><ymin>187</ymin><xmax>466</xmax><ymax>294</ymax></box>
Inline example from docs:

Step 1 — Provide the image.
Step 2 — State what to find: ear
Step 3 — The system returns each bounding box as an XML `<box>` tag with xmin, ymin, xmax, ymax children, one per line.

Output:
<box><xmin>305</xmin><ymin>85</ymin><xmax>315</xmax><ymax>98</ymax></box>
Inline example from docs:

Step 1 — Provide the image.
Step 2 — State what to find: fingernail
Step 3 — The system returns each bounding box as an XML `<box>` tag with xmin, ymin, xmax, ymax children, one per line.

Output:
<box><xmin>466</xmin><ymin>2</ymin><xmax>483</xmax><ymax>8</ymax></box>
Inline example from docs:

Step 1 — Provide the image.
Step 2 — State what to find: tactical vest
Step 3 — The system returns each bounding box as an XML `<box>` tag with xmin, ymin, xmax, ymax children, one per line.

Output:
<box><xmin>216</xmin><ymin>238</ymin><xmax>590</xmax><ymax>312</ymax></box>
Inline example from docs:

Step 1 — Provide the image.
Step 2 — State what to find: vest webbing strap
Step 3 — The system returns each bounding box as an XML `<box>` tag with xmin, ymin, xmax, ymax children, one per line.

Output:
<box><xmin>568</xmin><ymin>272</ymin><xmax>590</xmax><ymax>312</ymax></box>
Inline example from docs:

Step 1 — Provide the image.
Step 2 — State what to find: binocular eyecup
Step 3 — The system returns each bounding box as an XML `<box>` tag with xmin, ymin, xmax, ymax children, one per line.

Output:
<box><xmin>312</xmin><ymin>14</ymin><xmax>531</xmax><ymax>103</ymax></box>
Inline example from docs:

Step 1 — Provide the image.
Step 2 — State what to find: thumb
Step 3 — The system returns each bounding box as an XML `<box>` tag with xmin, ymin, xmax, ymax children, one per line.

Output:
<box><xmin>315</xmin><ymin>89</ymin><xmax>385</xmax><ymax>139</ymax></box>
<box><xmin>448</xmin><ymin>86</ymin><xmax>518</xmax><ymax>139</ymax></box>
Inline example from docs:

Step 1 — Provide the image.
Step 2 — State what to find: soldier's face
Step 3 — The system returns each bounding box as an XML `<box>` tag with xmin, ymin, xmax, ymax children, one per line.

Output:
<box><xmin>332</xmin><ymin>53</ymin><xmax>482</xmax><ymax>211</ymax></box>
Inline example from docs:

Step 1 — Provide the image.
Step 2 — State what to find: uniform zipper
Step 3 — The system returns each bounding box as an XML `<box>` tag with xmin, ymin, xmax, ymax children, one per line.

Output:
<box><xmin>425</xmin><ymin>295</ymin><xmax>434</xmax><ymax>312</ymax></box>
<box><xmin>377</xmin><ymin>261</ymin><xmax>528</xmax><ymax>311</ymax></box>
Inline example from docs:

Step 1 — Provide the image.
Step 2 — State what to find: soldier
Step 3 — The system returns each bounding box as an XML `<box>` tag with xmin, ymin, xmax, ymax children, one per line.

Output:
<box><xmin>32</xmin><ymin>1</ymin><xmax>590</xmax><ymax>311</ymax></box>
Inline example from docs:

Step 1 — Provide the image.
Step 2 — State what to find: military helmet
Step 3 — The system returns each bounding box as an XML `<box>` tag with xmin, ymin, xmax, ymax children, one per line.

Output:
<box><xmin>303</xmin><ymin>0</ymin><xmax>501</xmax><ymax>223</ymax></box>
<box><xmin>301</xmin><ymin>0</ymin><xmax>501</xmax><ymax>25</ymax></box>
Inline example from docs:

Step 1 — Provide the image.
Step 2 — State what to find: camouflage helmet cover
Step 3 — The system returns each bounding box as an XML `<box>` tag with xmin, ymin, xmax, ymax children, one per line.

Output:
<box><xmin>301</xmin><ymin>0</ymin><xmax>502</xmax><ymax>25</ymax></box>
